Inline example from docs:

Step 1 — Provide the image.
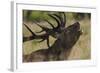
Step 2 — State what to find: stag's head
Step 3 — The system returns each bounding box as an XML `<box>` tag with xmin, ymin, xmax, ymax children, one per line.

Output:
<box><xmin>24</xmin><ymin>12</ymin><xmax>82</xmax><ymax>49</ymax></box>
<box><xmin>58</xmin><ymin>22</ymin><xmax>82</xmax><ymax>49</ymax></box>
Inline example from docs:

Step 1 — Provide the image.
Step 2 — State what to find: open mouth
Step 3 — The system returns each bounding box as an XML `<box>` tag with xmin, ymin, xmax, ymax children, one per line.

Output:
<box><xmin>78</xmin><ymin>28</ymin><xmax>83</xmax><ymax>35</ymax></box>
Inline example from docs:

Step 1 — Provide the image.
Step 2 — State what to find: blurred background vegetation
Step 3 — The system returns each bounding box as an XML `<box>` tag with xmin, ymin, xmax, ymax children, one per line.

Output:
<box><xmin>23</xmin><ymin>10</ymin><xmax>90</xmax><ymax>22</ymax></box>
<box><xmin>23</xmin><ymin>10</ymin><xmax>91</xmax><ymax>60</ymax></box>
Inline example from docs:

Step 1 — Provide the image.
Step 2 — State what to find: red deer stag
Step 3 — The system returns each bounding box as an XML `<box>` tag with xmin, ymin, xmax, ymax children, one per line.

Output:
<box><xmin>23</xmin><ymin>12</ymin><xmax>82</xmax><ymax>62</ymax></box>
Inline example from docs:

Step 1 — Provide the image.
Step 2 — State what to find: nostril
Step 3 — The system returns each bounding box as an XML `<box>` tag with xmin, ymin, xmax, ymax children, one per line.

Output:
<box><xmin>74</xmin><ymin>25</ymin><xmax>80</xmax><ymax>31</ymax></box>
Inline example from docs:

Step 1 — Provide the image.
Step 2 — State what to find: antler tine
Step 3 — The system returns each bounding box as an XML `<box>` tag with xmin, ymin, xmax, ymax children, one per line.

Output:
<box><xmin>34</xmin><ymin>22</ymin><xmax>51</xmax><ymax>33</ymax></box>
<box><xmin>24</xmin><ymin>23</ymin><xmax>36</xmax><ymax>36</ymax></box>
<box><xmin>44</xmin><ymin>19</ymin><xmax>55</xmax><ymax>29</ymax></box>
<box><xmin>33</xmin><ymin>22</ymin><xmax>51</xmax><ymax>47</ymax></box>
<box><xmin>53</xmin><ymin>13</ymin><xmax>62</xmax><ymax>27</ymax></box>
<box><xmin>62</xmin><ymin>12</ymin><xmax>66</xmax><ymax>27</ymax></box>
<box><xmin>48</xmin><ymin>14</ymin><xmax>61</xmax><ymax>29</ymax></box>
<box><xmin>53</xmin><ymin>12</ymin><xmax>66</xmax><ymax>28</ymax></box>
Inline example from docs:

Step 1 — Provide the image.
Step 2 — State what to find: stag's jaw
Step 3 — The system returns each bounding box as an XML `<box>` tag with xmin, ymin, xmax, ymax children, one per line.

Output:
<box><xmin>79</xmin><ymin>30</ymin><xmax>83</xmax><ymax>35</ymax></box>
<box><xmin>77</xmin><ymin>27</ymin><xmax>83</xmax><ymax>35</ymax></box>
<box><xmin>78</xmin><ymin>25</ymin><xmax>83</xmax><ymax>35</ymax></box>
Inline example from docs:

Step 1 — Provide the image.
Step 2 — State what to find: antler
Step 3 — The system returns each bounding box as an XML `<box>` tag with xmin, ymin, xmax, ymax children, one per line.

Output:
<box><xmin>52</xmin><ymin>12</ymin><xmax>66</xmax><ymax>31</ymax></box>
<box><xmin>23</xmin><ymin>23</ymin><xmax>50</xmax><ymax>47</ymax></box>
<box><xmin>23</xmin><ymin>12</ymin><xmax>66</xmax><ymax>48</ymax></box>
<box><xmin>36</xmin><ymin>12</ymin><xmax>66</xmax><ymax>36</ymax></box>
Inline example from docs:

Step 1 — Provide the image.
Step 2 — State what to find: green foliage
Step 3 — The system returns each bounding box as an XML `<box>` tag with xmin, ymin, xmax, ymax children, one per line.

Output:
<box><xmin>23</xmin><ymin>10</ymin><xmax>51</xmax><ymax>22</ymax></box>
<box><xmin>23</xmin><ymin>10</ymin><xmax>91</xmax><ymax>22</ymax></box>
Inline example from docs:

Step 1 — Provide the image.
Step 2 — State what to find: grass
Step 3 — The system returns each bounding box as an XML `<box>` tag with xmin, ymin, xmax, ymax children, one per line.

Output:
<box><xmin>23</xmin><ymin>12</ymin><xmax>91</xmax><ymax>60</ymax></box>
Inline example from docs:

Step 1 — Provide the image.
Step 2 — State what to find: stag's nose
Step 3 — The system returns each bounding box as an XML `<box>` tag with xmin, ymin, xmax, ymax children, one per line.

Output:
<box><xmin>72</xmin><ymin>22</ymin><xmax>80</xmax><ymax>30</ymax></box>
<box><xmin>74</xmin><ymin>22</ymin><xmax>80</xmax><ymax>27</ymax></box>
